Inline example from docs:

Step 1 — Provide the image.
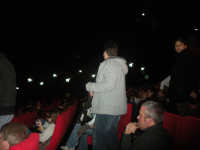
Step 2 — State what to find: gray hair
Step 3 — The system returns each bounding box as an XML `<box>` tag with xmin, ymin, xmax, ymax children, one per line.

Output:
<box><xmin>142</xmin><ymin>101</ymin><xmax>164</xmax><ymax>124</ymax></box>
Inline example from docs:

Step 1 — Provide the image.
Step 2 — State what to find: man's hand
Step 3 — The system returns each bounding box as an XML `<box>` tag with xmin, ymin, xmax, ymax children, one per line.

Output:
<box><xmin>190</xmin><ymin>91</ymin><xmax>197</xmax><ymax>99</ymax></box>
<box><xmin>90</xmin><ymin>124</ymin><xmax>94</xmax><ymax>129</ymax></box>
<box><xmin>124</xmin><ymin>122</ymin><xmax>138</xmax><ymax>134</ymax></box>
<box><xmin>90</xmin><ymin>92</ymin><xmax>93</xmax><ymax>97</ymax></box>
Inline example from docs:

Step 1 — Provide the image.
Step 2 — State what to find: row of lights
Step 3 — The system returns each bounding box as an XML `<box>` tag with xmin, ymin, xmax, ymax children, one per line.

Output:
<box><xmin>141</xmin><ymin>12</ymin><xmax>198</xmax><ymax>31</ymax></box>
<box><xmin>128</xmin><ymin>63</ymin><xmax>145</xmax><ymax>71</ymax></box>
<box><xmin>16</xmin><ymin>64</ymin><xmax>147</xmax><ymax>90</ymax></box>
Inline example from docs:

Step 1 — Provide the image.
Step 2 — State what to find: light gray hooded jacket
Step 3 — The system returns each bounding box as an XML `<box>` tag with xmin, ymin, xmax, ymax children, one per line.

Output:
<box><xmin>86</xmin><ymin>56</ymin><xmax>128</xmax><ymax>115</ymax></box>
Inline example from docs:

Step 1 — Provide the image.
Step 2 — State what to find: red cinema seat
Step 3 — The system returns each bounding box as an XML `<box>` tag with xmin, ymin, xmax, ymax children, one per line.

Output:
<box><xmin>45</xmin><ymin>100</ymin><xmax>78</xmax><ymax>150</ymax></box>
<box><xmin>117</xmin><ymin>103</ymin><xmax>132</xmax><ymax>140</ymax></box>
<box><xmin>26</xmin><ymin>112</ymin><xmax>35</xmax><ymax>127</ymax></box>
<box><xmin>10</xmin><ymin>117</ymin><xmax>20</xmax><ymax>123</ymax></box>
<box><xmin>163</xmin><ymin>112</ymin><xmax>183</xmax><ymax>150</ymax></box>
<box><xmin>19</xmin><ymin>113</ymin><xmax>29</xmax><ymax>127</ymax></box>
<box><xmin>10</xmin><ymin>133</ymin><xmax>39</xmax><ymax>150</ymax></box>
<box><xmin>178</xmin><ymin>116</ymin><xmax>200</xmax><ymax>150</ymax></box>
<box><xmin>87</xmin><ymin>103</ymin><xmax>132</xmax><ymax>145</ymax></box>
<box><xmin>45</xmin><ymin>114</ymin><xmax>66</xmax><ymax>150</ymax></box>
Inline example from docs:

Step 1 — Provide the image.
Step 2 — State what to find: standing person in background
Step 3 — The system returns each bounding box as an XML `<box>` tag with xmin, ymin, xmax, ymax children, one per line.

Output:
<box><xmin>167</xmin><ymin>38</ymin><xmax>199</xmax><ymax>116</ymax></box>
<box><xmin>86</xmin><ymin>40</ymin><xmax>128</xmax><ymax>150</ymax></box>
<box><xmin>0</xmin><ymin>52</ymin><xmax>16</xmax><ymax>130</ymax></box>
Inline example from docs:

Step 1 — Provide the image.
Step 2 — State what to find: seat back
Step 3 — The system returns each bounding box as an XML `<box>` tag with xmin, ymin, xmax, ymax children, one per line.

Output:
<box><xmin>19</xmin><ymin>113</ymin><xmax>29</xmax><ymax>127</ymax></box>
<box><xmin>45</xmin><ymin>99</ymin><xmax>78</xmax><ymax>150</ymax></box>
<box><xmin>10</xmin><ymin>117</ymin><xmax>20</xmax><ymax>123</ymax></box>
<box><xmin>163</xmin><ymin>112</ymin><xmax>183</xmax><ymax>150</ymax></box>
<box><xmin>178</xmin><ymin>116</ymin><xmax>200</xmax><ymax>150</ymax></box>
<box><xmin>26</xmin><ymin>112</ymin><xmax>35</xmax><ymax>127</ymax></box>
<box><xmin>10</xmin><ymin>133</ymin><xmax>39</xmax><ymax>150</ymax></box>
<box><xmin>117</xmin><ymin>103</ymin><xmax>132</xmax><ymax>139</ymax></box>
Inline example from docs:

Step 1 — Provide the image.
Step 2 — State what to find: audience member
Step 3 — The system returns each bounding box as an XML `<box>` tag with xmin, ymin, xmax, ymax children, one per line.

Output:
<box><xmin>61</xmin><ymin>95</ymin><xmax>95</xmax><ymax>150</ymax></box>
<box><xmin>157</xmin><ymin>90</ymin><xmax>167</xmax><ymax>110</ymax></box>
<box><xmin>167</xmin><ymin>38</ymin><xmax>199</xmax><ymax>116</ymax></box>
<box><xmin>86</xmin><ymin>40</ymin><xmax>128</xmax><ymax>150</ymax></box>
<box><xmin>0</xmin><ymin>122</ymin><xmax>29</xmax><ymax>150</ymax></box>
<box><xmin>36</xmin><ymin>109</ymin><xmax>57</xmax><ymax>143</ymax></box>
<box><xmin>121</xmin><ymin>101</ymin><xmax>172</xmax><ymax>150</ymax></box>
<box><xmin>146</xmin><ymin>87</ymin><xmax>157</xmax><ymax>101</ymax></box>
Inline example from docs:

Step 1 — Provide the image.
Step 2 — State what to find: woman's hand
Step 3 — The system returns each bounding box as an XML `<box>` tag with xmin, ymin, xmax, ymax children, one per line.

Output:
<box><xmin>35</xmin><ymin>119</ymin><xmax>42</xmax><ymax>128</ymax></box>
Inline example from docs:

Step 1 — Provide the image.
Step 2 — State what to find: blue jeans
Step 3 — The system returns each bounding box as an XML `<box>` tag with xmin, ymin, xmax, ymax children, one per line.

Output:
<box><xmin>78</xmin><ymin>128</ymin><xmax>93</xmax><ymax>150</ymax></box>
<box><xmin>66</xmin><ymin>123</ymin><xmax>82</xmax><ymax>148</ymax></box>
<box><xmin>0</xmin><ymin>114</ymin><xmax>14</xmax><ymax>131</ymax></box>
<box><xmin>93</xmin><ymin>114</ymin><xmax>120</xmax><ymax>150</ymax></box>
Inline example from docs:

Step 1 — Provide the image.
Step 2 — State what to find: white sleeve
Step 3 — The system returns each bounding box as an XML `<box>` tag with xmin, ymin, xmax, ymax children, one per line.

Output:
<box><xmin>88</xmin><ymin>114</ymin><xmax>96</xmax><ymax>126</ymax></box>
<box><xmin>39</xmin><ymin>124</ymin><xmax>55</xmax><ymax>142</ymax></box>
<box><xmin>160</xmin><ymin>76</ymin><xmax>171</xmax><ymax>90</ymax></box>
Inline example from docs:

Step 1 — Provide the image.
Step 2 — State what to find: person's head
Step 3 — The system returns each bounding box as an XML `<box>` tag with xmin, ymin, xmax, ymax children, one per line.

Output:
<box><xmin>58</xmin><ymin>104</ymin><xmax>67</xmax><ymax>110</ymax></box>
<box><xmin>102</xmin><ymin>40</ymin><xmax>118</xmax><ymax>59</ymax></box>
<box><xmin>0</xmin><ymin>122</ymin><xmax>29</xmax><ymax>150</ymax></box>
<box><xmin>174</xmin><ymin>38</ymin><xmax>187</xmax><ymax>53</ymax></box>
<box><xmin>46</xmin><ymin>110</ymin><xmax>58</xmax><ymax>124</ymax></box>
<box><xmin>56</xmin><ymin>108</ymin><xmax>65</xmax><ymax>116</ymax></box>
<box><xmin>142</xmin><ymin>89</ymin><xmax>148</xmax><ymax>98</ymax></box>
<box><xmin>147</xmin><ymin>88</ymin><xmax>155</xmax><ymax>98</ymax></box>
<box><xmin>138</xmin><ymin>90</ymin><xmax>143</xmax><ymax>99</ymax></box>
<box><xmin>157</xmin><ymin>90</ymin><xmax>166</xmax><ymax>100</ymax></box>
<box><xmin>137</xmin><ymin>101</ymin><xmax>164</xmax><ymax>130</ymax></box>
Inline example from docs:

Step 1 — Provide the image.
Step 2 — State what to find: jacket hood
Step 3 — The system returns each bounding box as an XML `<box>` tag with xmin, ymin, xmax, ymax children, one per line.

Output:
<box><xmin>106</xmin><ymin>56</ymin><xmax>128</xmax><ymax>74</ymax></box>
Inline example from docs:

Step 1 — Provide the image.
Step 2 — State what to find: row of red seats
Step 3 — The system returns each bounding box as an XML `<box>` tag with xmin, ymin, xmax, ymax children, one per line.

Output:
<box><xmin>163</xmin><ymin>112</ymin><xmax>200</xmax><ymax>150</ymax></box>
<box><xmin>11</xmin><ymin>101</ymin><xmax>62</xmax><ymax>127</ymax></box>
<box><xmin>10</xmin><ymin>99</ymin><xmax>78</xmax><ymax>150</ymax></box>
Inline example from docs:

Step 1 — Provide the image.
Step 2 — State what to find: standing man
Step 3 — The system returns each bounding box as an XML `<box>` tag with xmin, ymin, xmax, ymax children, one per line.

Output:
<box><xmin>167</xmin><ymin>38</ymin><xmax>199</xmax><ymax>116</ymax></box>
<box><xmin>86</xmin><ymin>41</ymin><xmax>128</xmax><ymax>150</ymax></box>
<box><xmin>86</xmin><ymin>40</ymin><xmax>128</xmax><ymax>150</ymax></box>
<box><xmin>0</xmin><ymin>52</ymin><xmax>16</xmax><ymax>129</ymax></box>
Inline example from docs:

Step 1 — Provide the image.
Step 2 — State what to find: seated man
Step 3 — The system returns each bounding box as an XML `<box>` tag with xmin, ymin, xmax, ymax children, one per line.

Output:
<box><xmin>0</xmin><ymin>122</ymin><xmax>29</xmax><ymax>150</ymax></box>
<box><xmin>121</xmin><ymin>101</ymin><xmax>172</xmax><ymax>150</ymax></box>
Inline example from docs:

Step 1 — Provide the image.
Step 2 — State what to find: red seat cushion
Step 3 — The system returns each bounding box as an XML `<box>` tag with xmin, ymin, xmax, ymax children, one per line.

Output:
<box><xmin>163</xmin><ymin>112</ymin><xmax>183</xmax><ymax>150</ymax></box>
<box><xmin>178</xmin><ymin>116</ymin><xmax>200</xmax><ymax>150</ymax></box>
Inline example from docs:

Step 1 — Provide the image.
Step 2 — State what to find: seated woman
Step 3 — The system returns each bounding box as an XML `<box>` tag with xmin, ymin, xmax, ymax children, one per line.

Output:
<box><xmin>36</xmin><ymin>109</ymin><xmax>57</xmax><ymax>143</ymax></box>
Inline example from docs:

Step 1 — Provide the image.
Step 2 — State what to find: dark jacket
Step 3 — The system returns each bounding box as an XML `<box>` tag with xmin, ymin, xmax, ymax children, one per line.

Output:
<box><xmin>76</xmin><ymin>97</ymin><xmax>93</xmax><ymax>126</ymax></box>
<box><xmin>168</xmin><ymin>49</ymin><xmax>199</xmax><ymax>103</ymax></box>
<box><xmin>0</xmin><ymin>52</ymin><xmax>16</xmax><ymax>115</ymax></box>
<box><xmin>121</xmin><ymin>124</ymin><xmax>172</xmax><ymax>150</ymax></box>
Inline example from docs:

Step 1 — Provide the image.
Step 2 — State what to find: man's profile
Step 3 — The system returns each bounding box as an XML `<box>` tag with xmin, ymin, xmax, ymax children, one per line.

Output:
<box><xmin>121</xmin><ymin>101</ymin><xmax>172</xmax><ymax>150</ymax></box>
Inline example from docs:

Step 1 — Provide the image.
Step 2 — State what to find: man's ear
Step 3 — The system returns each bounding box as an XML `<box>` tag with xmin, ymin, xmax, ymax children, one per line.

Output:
<box><xmin>146</xmin><ymin>118</ymin><xmax>153</xmax><ymax>125</ymax></box>
<box><xmin>3</xmin><ymin>140</ymin><xmax>10</xmax><ymax>149</ymax></box>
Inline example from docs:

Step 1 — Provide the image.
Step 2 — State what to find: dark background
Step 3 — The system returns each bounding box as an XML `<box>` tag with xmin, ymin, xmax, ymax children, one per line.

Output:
<box><xmin>0</xmin><ymin>0</ymin><xmax>200</xmax><ymax>104</ymax></box>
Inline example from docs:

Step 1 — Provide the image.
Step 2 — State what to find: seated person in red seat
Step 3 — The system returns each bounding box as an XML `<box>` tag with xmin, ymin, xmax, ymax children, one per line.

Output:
<box><xmin>36</xmin><ymin>109</ymin><xmax>58</xmax><ymax>143</ymax></box>
<box><xmin>0</xmin><ymin>122</ymin><xmax>29</xmax><ymax>150</ymax></box>
<box><xmin>121</xmin><ymin>101</ymin><xmax>172</xmax><ymax>150</ymax></box>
